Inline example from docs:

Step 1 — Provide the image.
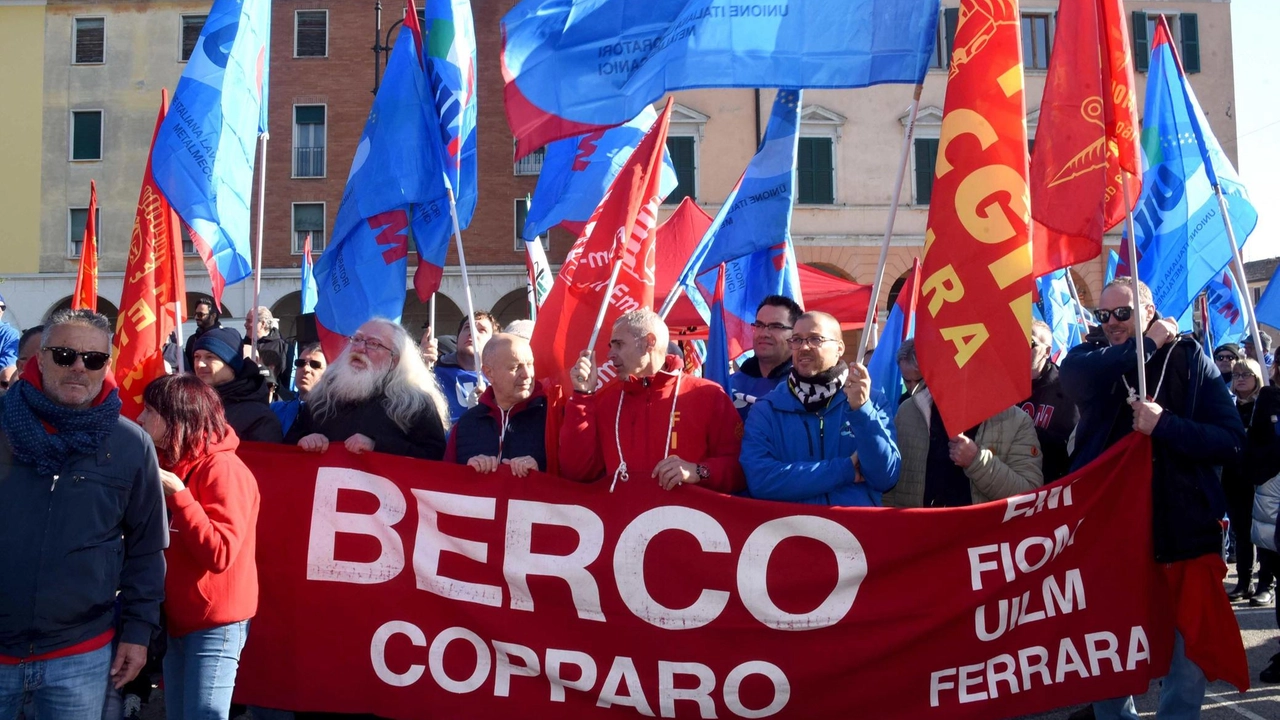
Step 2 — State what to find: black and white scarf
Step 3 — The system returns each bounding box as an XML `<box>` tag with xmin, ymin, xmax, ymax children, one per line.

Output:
<box><xmin>787</xmin><ymin>362</ymin><xmax>849</xmax><ymax>413</ymax></box>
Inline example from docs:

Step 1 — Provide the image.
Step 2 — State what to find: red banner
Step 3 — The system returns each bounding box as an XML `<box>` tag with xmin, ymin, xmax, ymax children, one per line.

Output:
<box><xmin>916</xmin><ymin>0</ymin><xmax>1034</xmax><ymax>434</ymax></box>
<box><xmin>73</xmin><ymin>180</ymin><xmax>99</xmax><ymax>312</ymax></box>
<box><xmin>113</xmin><ymin>90</ymin><xmax>184</xmax><ymax>419</ymax></box>
<box><xmin>233</xmin><ymin>435</ymin><xmax>1178</xmax><ymax>719</ymax></box>
<box><xmin>1029</xmin><ymin>0</ymin><xmax>1141</xmax><ymax>276</ymax></box>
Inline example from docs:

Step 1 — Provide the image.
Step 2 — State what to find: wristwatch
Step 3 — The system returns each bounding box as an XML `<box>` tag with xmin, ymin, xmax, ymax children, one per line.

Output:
<box><xmin>695</xmin><ymin>464</ymin><xmax>710</xmax><ymax>480</ymax></box>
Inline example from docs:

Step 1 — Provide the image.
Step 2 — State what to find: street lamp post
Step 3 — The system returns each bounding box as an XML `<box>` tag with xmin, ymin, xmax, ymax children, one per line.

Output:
<box><xmin>371</xmin><ymin>0</ymin><xmax>408</xmax><ymax>95</ymax></box>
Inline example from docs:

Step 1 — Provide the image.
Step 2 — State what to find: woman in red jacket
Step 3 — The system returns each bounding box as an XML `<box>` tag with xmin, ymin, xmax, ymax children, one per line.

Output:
<box><xmin>138</xmin><ymin>374</ymin><xmax>260</xmax><ymax>720</ymax></box>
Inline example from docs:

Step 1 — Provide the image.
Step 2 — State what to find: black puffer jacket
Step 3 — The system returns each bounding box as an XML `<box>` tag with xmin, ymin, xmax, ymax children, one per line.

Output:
<box><xmin>215</xmin><ymin>360</ymin><xmax>283</xmax><ymax>443</ymax></box>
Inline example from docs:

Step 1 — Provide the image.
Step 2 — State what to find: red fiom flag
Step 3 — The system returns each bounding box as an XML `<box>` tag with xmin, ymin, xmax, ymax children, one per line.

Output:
<box><xmin>72</xmin><ymin>181</ymin><xmax>99</xmax><ymax>312</ymax></box>
<box><xmin>916</xmin><ymin>0</ymin><xmax>1034</xmax><ymax>434</ymax></box>
<box><xmin>530</xmin><ymin>100</ymin><xmax>673</xmax><ymax>389</ymax></box>
<box><xmin>114</xmin><ymin>90</ymin><xmax>184</xmax><ymax>419</ymax></box>
<box><xmin>1029</xmin><ymin>0</ymin><xmax>1141</xmax><ymax>276</ymax></box>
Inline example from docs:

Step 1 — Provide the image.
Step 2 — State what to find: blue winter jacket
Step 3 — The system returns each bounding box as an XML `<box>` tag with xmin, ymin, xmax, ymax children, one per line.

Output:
<box><xmin>741</xmin><ymin>383</ymin><xmax>901</xmax><ymax>506</ymax></box>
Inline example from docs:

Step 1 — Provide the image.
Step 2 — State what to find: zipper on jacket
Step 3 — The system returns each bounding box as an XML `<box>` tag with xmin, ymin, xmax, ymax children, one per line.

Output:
<box><xmin>50</xmin><ymin>474</ymin><xmax>59</xmax><ymax>492</ymax></box>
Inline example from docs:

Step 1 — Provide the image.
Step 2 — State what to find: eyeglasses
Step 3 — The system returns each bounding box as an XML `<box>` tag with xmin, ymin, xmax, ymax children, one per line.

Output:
<box><xmin>1232</xmin><ymin>371</ymin><xmax>1258</xmax><ymax>380</ymax></box>
<box><xmin>350</xmin><ymin>334</ymin><xmax>396</xmax><ymax>356</ymax></box>
<box><xmin>1215</xmin><ymin>354</ymin><xmax>1239</xmax><ymax>363</ymax></box>
<box><xmin>786</xmin><ymin>335</ymin><xmax>837</xmax><ymax>349</ymax></box>
<box><xmin>1094</xmin><ymin>306</ymin><xmax>1134</xmax><ymax>324</ymax></box>
<box><xmin>295</xmin><ymin>359</ymin><xmax>324</xmax><ymax>370</ymax></box>
<box><xmin>44</xmin><ymin>347</ymin><xmax>110</xmax><ymax>371</ymax></box>
<box><xmin>751</xmin><ymin>321</ymin><xmax>793</xmax><ymax>333</ymax></box>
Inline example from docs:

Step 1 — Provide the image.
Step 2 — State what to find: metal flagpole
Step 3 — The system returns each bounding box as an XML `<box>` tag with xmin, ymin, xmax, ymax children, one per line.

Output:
<box><xmin>1216</xmin><ymin>186</ymin><xmax>1269</xmax><ymax>386</ymax></box>
<box><xmin>172</xmin><ymin>299</ymin><xmax>185</xmax><ymax>373</ymax></box>
<box><xmin>250</xmin><ymin>132</ymin><xmax>269</xmax><ymax>364</ymax></box>
<box><xmin>856</xmin><ymin>84</ymin><xmax>924</xmax><ymax>364</ymax></box>
<box><xmin>1121</xmin><ymin>173</ymin><xmax>1147</xmax><ymax>401</ymax></box>
<box><xmin>587</xmin><ymin>258</ymin><xmax>626</xmax><ymax>355</ymax></box>
<box><xmin>1063</xmin><ymin>267</ymin><xmax>1092</xmax><ymax>330</ymax></box>
<box><xmin>447</xmin><ymin>187</ymin><xmax>484</xmax><ymax>390</ymax></box>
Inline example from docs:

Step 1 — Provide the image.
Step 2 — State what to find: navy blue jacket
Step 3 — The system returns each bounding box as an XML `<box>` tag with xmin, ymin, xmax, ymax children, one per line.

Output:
<box><xmin>741</xmin><ymin>383</ymin><xmax>900</xmax><ymax>507</ymax></box>
<box><xmin>0</xmin><ymin>395</ymin><xmax>167</xmax><ymax>657</ymax></box>
<box><xmin>728</xmin><ymin>357</ymin><xmax>791</xmax><ymax>421</ymax></box>
<box><xmin>1061</xmin><ymin>335</ymin><xmax>1244</xmax><ymax>563</ymax></box>
<box><xmin>446</xmin><ymin>386</ymin><xmax>548</xmax><ymax>470</ymax></box>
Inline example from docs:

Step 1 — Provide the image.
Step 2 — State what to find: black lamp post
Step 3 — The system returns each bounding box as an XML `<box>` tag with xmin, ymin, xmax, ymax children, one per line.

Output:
<box><xmin>371</xmin><ymin>0</ymin><xmax>409</xmax><ymax>95</ymax></box>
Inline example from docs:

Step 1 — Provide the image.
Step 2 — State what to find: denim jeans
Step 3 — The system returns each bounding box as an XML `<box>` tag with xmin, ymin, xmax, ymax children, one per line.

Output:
<box><xmin>1093</xmin><ymin>631</ymin><xmax>1207</xmax><ymax>720</ymax></box>
<box><xmin>163</xmin><ymin>621</ymin><xmax>249</xmax><ymax>720</ymax></box>
<box><xmin>0</xmin><ymin>643</ymin><xmax>112</xmax><ymax>720</ymax></box>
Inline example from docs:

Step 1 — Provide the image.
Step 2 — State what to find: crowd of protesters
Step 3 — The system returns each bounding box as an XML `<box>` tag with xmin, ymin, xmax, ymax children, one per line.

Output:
<box><xmin>2</xmin><ymin>277</ymin><xmax>1279</xmax><ymax>718</ymax></box>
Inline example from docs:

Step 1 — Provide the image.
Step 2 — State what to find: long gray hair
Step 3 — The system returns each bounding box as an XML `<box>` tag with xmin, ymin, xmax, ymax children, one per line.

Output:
<box><xmin>308</xmin><ymin>319</ymin><xmax>451</xmax><ymax>434</ymax></box>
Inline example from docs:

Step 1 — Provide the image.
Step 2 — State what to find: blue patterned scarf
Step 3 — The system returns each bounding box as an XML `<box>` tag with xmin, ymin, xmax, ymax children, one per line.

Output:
<box><xmin>1</xmin><ymin>378</ymin><xmax>122</xmax><ymax>477</ymax></box>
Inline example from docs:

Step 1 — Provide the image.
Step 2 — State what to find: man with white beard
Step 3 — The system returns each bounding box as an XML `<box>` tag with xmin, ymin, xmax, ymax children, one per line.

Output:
<box><xmin>286</xmin><ymin>319</ymin><xmax>450</xmax><ymax>460</ymax></box>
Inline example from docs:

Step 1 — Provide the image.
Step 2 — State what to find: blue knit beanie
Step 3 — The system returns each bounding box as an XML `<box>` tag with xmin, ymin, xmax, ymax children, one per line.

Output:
<box><xmin>194</xmin><ymin>326</ymin><xmax>245</xmax><ymax>372</ymax></box>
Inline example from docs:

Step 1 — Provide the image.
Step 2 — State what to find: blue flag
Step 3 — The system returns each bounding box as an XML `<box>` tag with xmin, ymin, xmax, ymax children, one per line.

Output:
<box><xmin>314</xmin><ymin>23</ymin><xmax>450</xmax><ymax>346</ymax></box>
<box><xmin>1036</xmin><ymin>269</ymin><xmax>1085</xmax><ymax>362</ymax></box>
<box><xmin>704</xmin><ymin>267</ymin><xmax>731</xmax><ymax>394</ymax></box>
<box><xmin>868</xmin><ymin>260</ymin><xmax>919</xmax><ymax>406</ymax></box>
<box><xmin>1198</xmin><ymin>269</ymin><xmax>1247</xmax><ymax>348</ymax></box>
<box><xmin>151</xmin><ymin>0</ymin><xmax>270</xmax><ymax>300</ymax></box>
<box><xmin>424</xmin><ymin>0</ymin><xmax>478</xmax><ymax>228</ymax></box>
<box><xmin>1126</xmin><ymin>21</ymin><xmax>1257</xmax><ymax>321</ymax></box>
<box><xmin>502</xmin><ymin>0</ymin><xmax>940</xmax><ymax>155</ymax></box>
<box><xmin>1254</xmin><ymin>265</ymin><xmax>1280</xmax><ymax>334</ymax></box>
<box><xmin>301</xmin><ymin>235</ymin><xmax>317</xmax><ymax>315</ymax></box>
<box><xmin>525</xmin><ymin>107</ymin><xmax>678</xmax><ymax>240</ymax></box>
<box><xmin>1105</xmin><ymin>250</ymin><xmax>1120</xmax><ymax>286</ymax></box>
<box><xmin>673</xmin><ymin>89</ymin><xmax>802</xmax><ymax>307</ymax></box>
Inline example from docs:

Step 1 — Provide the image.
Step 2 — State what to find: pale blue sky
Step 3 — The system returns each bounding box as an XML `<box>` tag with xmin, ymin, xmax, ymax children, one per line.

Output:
<box><xmin>1232</xmin><ymin>0</ymin><xmax>1277</xmax><ymax>261</ymax></box>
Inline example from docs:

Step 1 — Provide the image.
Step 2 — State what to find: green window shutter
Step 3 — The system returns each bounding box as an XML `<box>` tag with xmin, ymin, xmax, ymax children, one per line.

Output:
<box><xmin>665</xmin><ymin>136</ymin><xmax>696</xmax><ymax>205</ymax></box>
<box><xmin>1180</xmin><ymin>14</ymin><xmax>1200</xmax><ymax>74</ymax></box>
<box><xmin>295</xmin><ymin>105</ymin><xmax>325</xmax><ymax>124</ymax></box>
<box><xmin>72</xmin><ymin>111</ymin><xmax>102</xmax><ymax>160</ymax></box>
<box><xmin>943</xmin><ymin>8</ymin><xmax>960</xmax><ymax>67</ymax></box>
<box><xmin>914</xmin><ymin>138</ymin><xmax>939</xmax><ymax>205</ymax></box>
<box><xmin>1132</xmin><ymin>11</ymin><xmax>1149</xmax><ymax>73</ymax></box>
<box><xmin>797</xmin><ymin>137</ymin><xmax>833</xmax><ymax>205</ymax></box>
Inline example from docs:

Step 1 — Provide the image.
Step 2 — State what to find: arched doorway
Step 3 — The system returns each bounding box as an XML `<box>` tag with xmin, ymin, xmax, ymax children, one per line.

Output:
<box><xmin>806</xmin><ymin>262</ymin><xmax>856</xmax><ymax>282</ymax></box>
<box><xmin>47</xmin><ymin>297</ymin><xmax>121</xmax><ymax>332</ymax></box>
<box><xmin>269</xmin><ymin>291</ymin><xmax>305</xmax><ymax>340</ymax></box>
<box><xmin>403</xmin><ymin>292</ymin><xmax>463</xmax><ymax>342</ymax></box>
<box><xmin>491</xmin><ymin>289</ymin><xmax>530</xmax><ymax>329</ymax></box>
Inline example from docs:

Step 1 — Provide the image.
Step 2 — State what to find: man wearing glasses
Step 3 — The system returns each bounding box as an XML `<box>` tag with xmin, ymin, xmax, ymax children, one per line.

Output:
<box><xmin>271</xmin><ymin>343</ymin><xmax>327</xmax><ymax>436</ymax></box>
<box><xmin>740</xmin><ymin>311</ymin><xmax>900</xmax><ymax>506</ymax></box>
<box><xmin>0</xmin><ymin>309</ymin><xmax>166</xmax><ymax>719</ymax></box>
<box><xmin>728</xmin><ymin>295</ymin><xmax>803</xmax><ymax>420</ymax></box>
<box><xmin>1061</xmin><ymin>277</ymin><xmax>1244</xmax><ymax>720</ymax></box>
<box><xmin>1213</xmin><ymin>343</ymin><xmax>1241</xmax><ymax>395</ymax></box>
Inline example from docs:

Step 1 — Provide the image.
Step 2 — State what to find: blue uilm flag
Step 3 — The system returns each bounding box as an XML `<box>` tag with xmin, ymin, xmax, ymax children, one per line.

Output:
<box><xmin>1187</xmin><ymin>269</ymin><xmax>1246</xmax><ymax>347</ymax></box>
<box><xmin>524</xmin><ymin>106</ymin><xmax>678</xmax><ymax>240</ymax></box>
<box><xmin>424</xmin><ymin>0</ymin><xmax>479</xmax><ymax>228</ymax></box>
<box><xmin>1254</xmin><ymin>265</ymin><xmax>1280</xmax><ymax>332</ymax></box>
<box><xmin>501</xmin><ymin>0</ymin><xmax>940</xmax><ymax>156</ymax></box>
<box><xmin>674</xmin><ymin>89</ymin><xmax>802</xmax><ymax>306</ymax></box>
<box><xmin>1036</xmin><ymin>269</ymin><xmax>1085</xmax><ymax>362</ymax></box>
<box><xmin>151</xmin><ymin>0</ymin><xmax>270</xmax><ymax>301</ymax></box>
<box><xmin>1126</xmin><ymin>20</ymin><xmax>1257</xmax><ymax>321</ymax></box>
<box><xmin>314</xmin><ymin>20</ymin><xmax>450</xmax><ymax>351</ymax></box>
<box><xmin>693</xmin><ymin>241</ymin><xmax>803</xmax><ymax>358</ymax></box>
<box><xmin>301</xmin><ymin>235</ymin><xmax>317</xmax><ymax>315</ymax></box>
<box><xmin>868</xmin><ymin>260</ymin><xmax>920</xmax><ymax>405</ymax></box>
<box><xmin>1105</xmin><ymin>250</ymin><xmax>1120</xmax><ymax>285</ymax></box>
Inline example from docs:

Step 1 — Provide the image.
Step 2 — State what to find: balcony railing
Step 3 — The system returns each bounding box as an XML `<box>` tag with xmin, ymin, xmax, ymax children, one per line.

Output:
<box><xmin>294</xmin><ymin>146</ymin><xmax>326</xmax><ymax>178</ymax></box>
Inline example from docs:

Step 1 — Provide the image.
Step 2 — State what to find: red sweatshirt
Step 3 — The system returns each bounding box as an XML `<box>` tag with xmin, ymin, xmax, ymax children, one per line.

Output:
<box><xmin>164</xmin><ymin>429</ymin><xmax>260</xmax><ymax>637</ymax></box>
<box><xmin>559</xmin><ymin>356</ymin><xmax>745</xmax><ymax>493</ymax></box>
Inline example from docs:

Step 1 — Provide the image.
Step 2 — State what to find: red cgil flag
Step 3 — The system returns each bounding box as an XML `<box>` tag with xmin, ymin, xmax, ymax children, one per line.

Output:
<box><xmin>915</xmin><ymin>0</ymin><xmax>1034</xmax><ymax>434</ymax></box>
<box><xmin>72</xmin><ymin>181</ymin><xmax>99</xmax><ymax>312</ymax></box>
<box><xmin>114</xmin><ymin>89</ymin><xmax>185</xmax><ymax>419</ymax></box>
<box><xmin>530</xmin><ymin>99</ymin><xmax>673</xmax><ymax>390</ymax></box>
<box><xmin>1029</xmin><ymin>0</ymin><xmax>1141</xmax><ymax>276</ymax></box>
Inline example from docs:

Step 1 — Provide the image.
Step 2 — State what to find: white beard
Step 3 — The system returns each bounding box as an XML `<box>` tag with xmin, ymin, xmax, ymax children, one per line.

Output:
<box><xmin>317</xmin><ymin>353</ymin><xmax>386</xmax><ymax>405</ymax></box>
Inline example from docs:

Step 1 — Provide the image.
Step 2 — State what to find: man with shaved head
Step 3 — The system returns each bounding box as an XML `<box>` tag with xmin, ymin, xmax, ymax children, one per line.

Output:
<box><xmin>741</xmin><ymin>311</ymin><xmax>900</xmax><ymax>506</ymax></box>
<box><xmin>446</xmin><ymin>333</ymin><xmax>548</xmax><ymax>476</ymax></box>
<box><xmin>560</xmin><ymin>309</ymin><xmax>744</xmax><ymax>494</ymax></box>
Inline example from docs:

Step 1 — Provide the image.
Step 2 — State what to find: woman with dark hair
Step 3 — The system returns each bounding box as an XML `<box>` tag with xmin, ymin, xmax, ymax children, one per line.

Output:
<box><xmin>138</xmin><ymin>374</ymin><xmax>260</xmax><ymax>720</ymax></box>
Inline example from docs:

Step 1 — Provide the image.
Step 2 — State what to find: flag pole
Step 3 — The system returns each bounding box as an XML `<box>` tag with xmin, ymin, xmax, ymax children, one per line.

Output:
<box><xmin>586</xmin><ymin>257</ymin><xmax>626</xmax><ymax>355</ymax></box>
<box><xmin>856</xmin><ymin>83</ymin><xmax>923</xmax><ymax>364</ymax></box>
<box><xmin>1063</xmin><ymin>267</ymin><xmax>1092</xmax><ymax>330</ymax></box>
<box><xmin>1121</xmin><ymin>172</ymin><xmax>1147</xmax><ymax>400</ymax></box>
<box><xmin>250</xmin><ymin>131</ymin><xmax>269</xmax><ymax>364</ymax></box>
<box><xmin>447</xmin><ymin>187</ymin><xmax>484</xmax><ymax>390</ymax></box>
<box><xmin>1216</xmin><ymin>186</ymin><xmax>1269</xmax><ymax>386</ymax></box>
<box><xmin>173</xmin><ymin>298</ymin><xmax>185</xmax><ymax>373</ymax></box>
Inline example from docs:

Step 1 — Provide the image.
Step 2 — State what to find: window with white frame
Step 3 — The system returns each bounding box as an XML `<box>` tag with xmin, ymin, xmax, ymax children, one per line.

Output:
<box><xmin>1021</xmin><ymin>12</ymin><xmax>1054</xmax><ymax>70</ymax></box>
<box><xmin>295</xmin><ymin>10</ymin><xmax>328</xmax><ymax>58</ymax></box>
<box><xmin>73</xmin><ymin>17</ymin><xmax>105</xmax><ymax>64</ymax></box>
<box><xmin>70</xmin><ymin>110</ymin><xmax>103</xmax><ymax>161</ymax></box>
<box><xmin>180</xmin><ymin>15</ymin><xmax>207</xmax><ymax>62</ymax></box>
<box><xmin>1134</xmin><ymin>11</ymin><xmax>1199</xmax><ymax>73</ymax></box>
<box><xmin>68</xmin><ymin>207</ymin><xmax>101</xmax><ymax>258</ymax></box>
<box><xmin>293</xmin><ymin>105</ymin><xmax>326</xmax><ymax>178</ymax></box>
<box><xmin>664</xmin><ymin>103</ymin><xmax>708</xmax><ymax>205</ymax></box>
<box><xmin>797</xmin><ymin>104</ymin><xmax>844</xmax><ymax>206</ymax></box>
<box><xmin>293</xmin><ymin>203</ymin><xmax>326</xmax><ymax>253</ymax></box>
<box><xmin>514</xmin><ymin>197</ymin><xmax>550</xmax><ymax>251</ymax></box>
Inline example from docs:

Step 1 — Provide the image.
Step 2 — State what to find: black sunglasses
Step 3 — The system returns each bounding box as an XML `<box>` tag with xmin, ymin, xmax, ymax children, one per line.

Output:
<box><xmin>1094</xmin><ymin>306</ymin><xmax>1134</xmax><ymax>324</ymax></box>
<box><xmin>294</xmin><ymin>359</ymin><xmax>324</xmax><ymax>370</ymax></box>
<box><xmin>1215</xmin><ymin>353</ymin><xmax>1239</xmax><ymax>363</ymax></box>
<box><xmin>44</xmin><ymin>347</ymin><xmax>110</xmax><ymax>371</ymax></box>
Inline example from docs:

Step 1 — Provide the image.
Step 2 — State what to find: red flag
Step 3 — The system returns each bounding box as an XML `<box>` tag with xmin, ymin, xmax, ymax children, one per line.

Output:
<box><xmin>72</xmin><ymin>181</ymin><xmax>99</xmax><ymax>312</ymax></box>
<box><xmin>1029</xmin><ymin>0</ymin><xmax>1141</xmax><ymax>275</ymax></box>
<box><xmin>530</xmin><ymin>100</ymin><xmax>673</xmax><ymax>388</ymax></box>
<box><xmin>916</xmin><ymin>0</ymin><xmax>1033</xmax><ymax>433</ymax></box>
<box><xmin>114</xmin><ymin>90</ymin><xmax>184</xmax><ymax>419</ymax></box>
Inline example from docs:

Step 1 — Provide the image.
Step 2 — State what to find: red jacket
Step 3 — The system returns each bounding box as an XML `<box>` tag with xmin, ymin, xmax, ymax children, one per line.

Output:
<box><xmin>559</xmin><ymin>356</ymin><xmax>744</xmax><ymax>493</ymax></box>
<box><xmin>163</xmin><ymin>429</ymin><xmax>260</xmax><ymax>637</ymax></box>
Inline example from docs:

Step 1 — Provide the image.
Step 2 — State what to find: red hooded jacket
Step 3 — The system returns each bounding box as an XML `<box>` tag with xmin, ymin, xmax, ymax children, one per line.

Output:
<box><xmin>559</xmin><ymin>356</ymin><xmax>744</xmax><ymax>493</ymax></box>
<box><xmin>163</xmin><ymin>429</ymin><xmax>260</xmax><ymax>637</ymax></box>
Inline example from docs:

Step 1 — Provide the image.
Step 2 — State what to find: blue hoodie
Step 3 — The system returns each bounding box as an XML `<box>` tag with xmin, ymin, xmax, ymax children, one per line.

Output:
<box><xmin>741</xmin><ymin>380</ymin><xmax>901</xmax><ymax>507</ymax></box>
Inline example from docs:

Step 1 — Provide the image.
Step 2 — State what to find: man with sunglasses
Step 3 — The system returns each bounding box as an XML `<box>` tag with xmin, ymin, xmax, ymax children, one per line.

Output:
<box><xmin>741</xmin><ymin>311</ymin><xmax>900</xmax><ymax>506</ymax></box>
<box><xmin>0</xmin><ymin>309</ymin><xmax>166</xmax><ymax>719</ymax></box>
<box><xmin>1061</xmin><ymin>277</ymin><xmax>1245</xmax><ymax>720</ymax></box>
<box><xmin>271</xmin><ymin>343</ymin><xmax>327</xmax><ymax>436</ymax></box>
<box><xmin>182</xmin><ymin>297</ymin><xmax>221</xmax><ymax>372</ymax></box>
<box><xmin>728</xmin><ymin>295</ymin><xmax>803</xmax><ymax>420</ymax></box>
